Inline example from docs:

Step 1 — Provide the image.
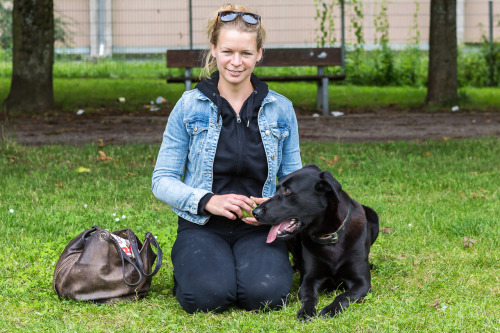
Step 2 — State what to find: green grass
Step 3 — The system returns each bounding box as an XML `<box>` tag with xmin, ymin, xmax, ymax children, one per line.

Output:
<box><xmin>0</xmin><ymin>77</ymin><xmax>499</xmax><ymax>115</ymax></box>
<box><xmin>1</xmin><ymin>138</ymin><xmax>499</xmax><ymax>331</ymax></box>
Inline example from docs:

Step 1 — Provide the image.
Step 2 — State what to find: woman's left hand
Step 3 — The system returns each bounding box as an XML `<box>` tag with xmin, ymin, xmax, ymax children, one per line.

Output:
<box><xmin>242</xmin><ymin>196</ymin><xmax>269</xmax><ymax>226</ymax></box>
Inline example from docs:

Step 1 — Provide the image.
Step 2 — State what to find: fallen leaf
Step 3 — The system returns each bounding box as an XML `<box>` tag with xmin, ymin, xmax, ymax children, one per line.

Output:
<box><xmin>97</xmin><ymin>139</ymin><xmax>105</xmax><ymax>148</ymax></box>
<box><xmin>470</xmin><ymin>192</ymin><xmax>488</xmax><ymax>199</ymax></box>
<box><xmin>123</xmin><ymin>172</ymin><xmax>136</xmax><ymax>179</ymax></box>
<box><xmin>97</xmin><ymin>151</ymin><xmax>114</xmax><ymax>161</ymax></box>
<box><xmin>424</xmin><ymin>152</ymin><xmax>431</xmax><ymax>156</ymax></box>
<box><xmin>442</xmin><ymin>137</ymin><xmax>450</xmax><ymax>141</ymax></box>
<box><xmin>381</xmin><ymin>227</ymin><xmax>393</xmax><ymax>234</ymax></box>
<box><xmin>76</xmin><ymin>166</ymin><xmax>91</xmax><ymax>173</ymax></box>
<box><xmin>462</xmin><ymin>236</ymin><xmax>477</xmax><ymax>248</ymax></box>
<box><xmin>9</xmin><ymin>156</ymin><xmax>15</xmax><ymax>163</ymax></box>
<box><xmin>332</xmin><ymin>155</ymin><xmax>339</xmax><ymax>165</ymax></box>
<box><xmin>320</xmin><ymin>155</ymin><xmax>339</xmax><ymax>168</ymax></box>
<box><xmin>432</xmin><ymin>298</ymin><xmax>441</xmax><ymax>310</ymax></box>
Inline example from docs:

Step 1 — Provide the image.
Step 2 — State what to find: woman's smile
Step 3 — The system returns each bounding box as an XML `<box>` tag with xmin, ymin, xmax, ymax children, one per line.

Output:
<box><xmin>211</xmin><ymin>29</ymin><xmax>262</xmax><ymax>89</ymax></box>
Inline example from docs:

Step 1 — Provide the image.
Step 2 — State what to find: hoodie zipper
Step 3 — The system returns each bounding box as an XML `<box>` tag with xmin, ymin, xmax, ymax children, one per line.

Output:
<box><xmin>235</xmin><ymin>111</ymin><xmax>244</xmax><ymax>195</ymax></box>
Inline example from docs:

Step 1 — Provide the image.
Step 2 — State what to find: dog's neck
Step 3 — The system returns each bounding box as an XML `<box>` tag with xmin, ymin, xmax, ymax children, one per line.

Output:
<box><xmin>310</xmin><ymin>203</ymin><xmax>352</xmax><ymax>245</ymax></box>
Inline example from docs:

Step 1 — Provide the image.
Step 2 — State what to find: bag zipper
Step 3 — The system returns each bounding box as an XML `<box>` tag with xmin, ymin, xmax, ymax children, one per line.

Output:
<box><xmin>54</xmin><ymin>252</ymin><xmax>80</xmax><ymax>276</ymax></box>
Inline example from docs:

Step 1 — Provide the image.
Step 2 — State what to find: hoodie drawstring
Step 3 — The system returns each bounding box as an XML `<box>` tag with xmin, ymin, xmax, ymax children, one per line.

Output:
<box><xmin>245</xmin><ymin>90</ymin><xmax>258</xmax><ymax>127</ymax></box>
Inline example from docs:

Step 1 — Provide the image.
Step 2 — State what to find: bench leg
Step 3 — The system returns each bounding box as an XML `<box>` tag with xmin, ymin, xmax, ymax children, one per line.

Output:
<box><xmin>185</xmin><ymin>68</ymin><xmax>193</xmax><ymax>91</ymax></box>
<box><xmin>322</xmin><ymin>77</ymin><xmax>329</xmax><ymax>116</ymax></box>
<box><xmin>317</xmin><ymin>66</ymin><xmax>330</xmax><ymax>115</ymax></box>
<box><xmin>317</xmin><ymin>67</ymin><xmax>324</xmax><ymax>112</ymax></box>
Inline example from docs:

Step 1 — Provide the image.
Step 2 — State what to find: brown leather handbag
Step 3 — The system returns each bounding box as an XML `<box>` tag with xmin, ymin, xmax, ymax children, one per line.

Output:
<box><xmin>53</xmin><ymin>225</ymin><xmax>162</xmax><ymax>304</ymax></box>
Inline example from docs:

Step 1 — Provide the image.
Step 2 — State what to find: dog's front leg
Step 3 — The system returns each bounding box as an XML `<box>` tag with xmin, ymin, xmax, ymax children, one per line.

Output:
<box><xmin>296</xmin><ymin>278</ymin><xmax>323</xmax><ymax>321</ymax></box>
<box><xmin>319</xmin><ymin>277</ymin><xmax>371</xmax><ymax>318</ymax></box>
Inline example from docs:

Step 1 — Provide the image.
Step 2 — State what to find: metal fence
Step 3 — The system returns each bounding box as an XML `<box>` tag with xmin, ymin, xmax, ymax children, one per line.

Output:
<box><xmin>54</xmin><ymin>0</ymin><xmax>500</xmax><ymax>56</ymax></box>
<box><xmin>39</xmin><ymin>0</ymin><xmax>499</xmax><ymax>80</ymax></box>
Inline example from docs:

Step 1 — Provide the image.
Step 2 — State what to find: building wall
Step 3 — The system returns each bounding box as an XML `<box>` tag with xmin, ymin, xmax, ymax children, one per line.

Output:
<box><xmin>53</xmin><ymin>0</ymin><xmax>500</xmax><ymax>55</ymax></box>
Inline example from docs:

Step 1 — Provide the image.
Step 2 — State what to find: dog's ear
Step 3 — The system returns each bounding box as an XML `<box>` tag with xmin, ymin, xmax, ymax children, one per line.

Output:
<box><xmin>303</xmin><ymin>164</ymin><xmax>322</xmax><ymax>171</ymax></box>
<box><xmin>314</xmin><ymin>171</ymin><xmax>342</xmax><ymax>202</ymax></box>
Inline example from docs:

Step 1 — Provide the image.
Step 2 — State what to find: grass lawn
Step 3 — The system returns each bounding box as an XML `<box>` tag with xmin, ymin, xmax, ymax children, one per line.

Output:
<box><xmin>0</xmin><ymin>137</ymin><xmax>498</xmax><ymax>331</ymax></box>
<box><xmin>1</xmin><ymin>77</ymin><xmax>499</xmax><ymax>115</ymax></box>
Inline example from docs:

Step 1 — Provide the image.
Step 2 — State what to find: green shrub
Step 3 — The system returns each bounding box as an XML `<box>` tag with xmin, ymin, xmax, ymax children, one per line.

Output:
<box><xmin>0</xmin><ymin>44</ymin><xmax>498</xmax><ymax>88</ymax></box>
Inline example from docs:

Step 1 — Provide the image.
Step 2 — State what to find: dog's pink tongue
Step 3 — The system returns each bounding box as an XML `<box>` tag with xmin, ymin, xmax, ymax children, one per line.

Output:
<box><xmin>266</xmin><ymin>224</ymin><xmax>281</xmax><ymax>243</ymax></box>
<box><xmin>266</xmin><ymin>221</ymin><xmax>289</xmax><ymax>243</ymax></box>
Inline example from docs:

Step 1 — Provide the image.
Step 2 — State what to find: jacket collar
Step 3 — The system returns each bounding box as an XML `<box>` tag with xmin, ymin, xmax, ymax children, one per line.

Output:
<box><xmin>194</xmin><ymin>86</ymin><xmax>277</xmax><ymax>108</ymax></box>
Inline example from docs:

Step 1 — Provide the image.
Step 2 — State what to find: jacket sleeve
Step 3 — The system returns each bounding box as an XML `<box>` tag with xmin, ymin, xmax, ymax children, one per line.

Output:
<box><xmin>151</xmin><ymin>97</ymin><xmax>212</xmax><ymax>215</ymax></box>
<box><xmin>277</xmin><ymin>103</ymin><xmax>302</xmax><ymax>181</ymax></box>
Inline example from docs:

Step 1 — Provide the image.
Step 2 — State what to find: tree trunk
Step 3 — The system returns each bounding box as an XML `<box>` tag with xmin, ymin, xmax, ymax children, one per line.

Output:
<box><xmin>4</xmin><ymin>0</ymin><xmax>54</xmax><ymax>115</ymax></box>
<box><xmin>425</xmin><ymin>0</ymin><xmax>458</xmax><ymax>106</ymax></box>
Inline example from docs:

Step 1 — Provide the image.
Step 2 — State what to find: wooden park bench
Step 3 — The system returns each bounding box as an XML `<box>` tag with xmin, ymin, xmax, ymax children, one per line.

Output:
<box><xmin>166</xmin><ymin>48</ymin><xmax>346</xmax><ymax>115</ymax></box>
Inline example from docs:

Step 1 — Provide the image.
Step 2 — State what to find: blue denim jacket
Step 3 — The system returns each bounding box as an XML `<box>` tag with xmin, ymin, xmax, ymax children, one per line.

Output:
<box><xmin>152</xmin><ymin>88</ymin><xmax>302</xmax><ymax>225</ymax></box>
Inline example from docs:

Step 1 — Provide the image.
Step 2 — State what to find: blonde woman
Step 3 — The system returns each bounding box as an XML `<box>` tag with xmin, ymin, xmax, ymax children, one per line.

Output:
<box><xmin>152</xmin><ymin>4</ymin><xmax>302</xmax><ymax>313</ymax></box>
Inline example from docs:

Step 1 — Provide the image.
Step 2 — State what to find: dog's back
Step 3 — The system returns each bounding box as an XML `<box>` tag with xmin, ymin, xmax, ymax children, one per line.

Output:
<box><xmin>362</xmin><ymin>205</ymin><xmax>379</xmax><ymax>245</ymax></box>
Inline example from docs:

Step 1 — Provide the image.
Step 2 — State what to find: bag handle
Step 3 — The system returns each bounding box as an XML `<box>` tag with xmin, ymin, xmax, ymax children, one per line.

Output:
<box><xmin>81</xmin><ymin>226</ymin><xmax>98</xmax><ymax>243</ymax></box>
<box><xmin>127</xmin><ymin>230</ymin><xmax>163</xmax><ymax>277</ymax></box>
<box><xmin>117</xmin><ymin>245</ymin><xmax>143</xmax><ymax>287</ymax></box>
<box><xmin>95</xmin><ymin>226</ymin><xmax>144</xmax><ymax>287</ymax></box>
<box><xmin>143</xmin><ymin>232</ymin><xmax>163</xmax><ymax>277</ymax></box>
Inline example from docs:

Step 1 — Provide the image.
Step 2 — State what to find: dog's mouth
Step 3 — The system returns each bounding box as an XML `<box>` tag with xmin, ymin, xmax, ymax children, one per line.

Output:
<box><xmin>266</xmin><ymin>218</ymin><xmax>302</xmax><ymax>243</ymax></box>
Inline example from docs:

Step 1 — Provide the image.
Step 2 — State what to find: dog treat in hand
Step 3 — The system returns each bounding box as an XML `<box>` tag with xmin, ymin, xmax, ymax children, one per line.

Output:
<box><xmin>241</xmin><ymin>200</ymin><xmax>258</xmax><ymax>218</ymax></box>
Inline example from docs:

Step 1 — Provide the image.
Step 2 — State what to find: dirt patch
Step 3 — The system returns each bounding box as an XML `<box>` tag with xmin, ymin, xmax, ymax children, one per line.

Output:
<box><xmin>2</xmin><ymin>109</ymin><xmax>500</xmax><ymax>145</ymax></box>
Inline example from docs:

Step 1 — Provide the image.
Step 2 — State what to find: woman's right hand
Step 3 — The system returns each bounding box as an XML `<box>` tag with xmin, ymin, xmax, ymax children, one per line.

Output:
<box><xmin>204</xmin><ymin>194</ymin><xmax>257</xmax><ymax>220</ymax></box>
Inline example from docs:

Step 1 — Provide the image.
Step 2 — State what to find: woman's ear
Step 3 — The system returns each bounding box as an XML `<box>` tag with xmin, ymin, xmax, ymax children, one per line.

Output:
<box><xmin>257</xmin><ymin>47</ymin><xmax>263</xmax><ymax>62</ymax></box>
<box><xmin>211</xmin><ymin>44</ymin><xmax>217</xmax><ymax>58</ymax></box>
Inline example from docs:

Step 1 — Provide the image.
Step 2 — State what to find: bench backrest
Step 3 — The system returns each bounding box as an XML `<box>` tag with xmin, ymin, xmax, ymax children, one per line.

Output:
<box><xmin>166</xmin><ymin>48</ymin><xmax>343</xmax><ymax>68</ymax></box>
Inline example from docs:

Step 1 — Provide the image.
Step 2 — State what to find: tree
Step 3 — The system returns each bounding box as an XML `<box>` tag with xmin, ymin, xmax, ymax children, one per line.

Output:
<box><xmin>425</xmin><ymin>0</ymin><xmax>458</xmax><ymax>106</ymax></box>
<box><xmin>4</xmin><ymin>0</ymin><xmax>54</xmax><ymax>115</ymax></box>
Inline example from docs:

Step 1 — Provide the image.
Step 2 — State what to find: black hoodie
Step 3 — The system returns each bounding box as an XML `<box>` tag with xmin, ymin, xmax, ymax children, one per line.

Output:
<box><xmin>183</xmin><ymin>71</ymin><xmax>270</xmax><ymax>227</ymax></box>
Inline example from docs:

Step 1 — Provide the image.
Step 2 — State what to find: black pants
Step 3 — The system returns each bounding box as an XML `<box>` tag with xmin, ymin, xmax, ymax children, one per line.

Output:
<box><xmin>171</xmin><ymin>216</ymin><xmax>293</xmax><ymax>313</ymax></box>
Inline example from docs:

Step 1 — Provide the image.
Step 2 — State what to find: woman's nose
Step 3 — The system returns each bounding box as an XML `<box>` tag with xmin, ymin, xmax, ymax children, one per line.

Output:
<box><xmin>231</xmin><ymin>53</ymin><xmax>242</xmax><ymax>66</ymax></box>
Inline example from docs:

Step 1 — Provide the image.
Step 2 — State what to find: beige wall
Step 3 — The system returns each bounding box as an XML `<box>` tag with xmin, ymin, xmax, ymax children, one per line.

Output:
<box><xmin>54</xmin><ymin>0</ymin><xmax>500</xmax><ymax>54</ymax></box>
<box><xmin>54</xmin><ymin>0</ymin><xmax>90</xmax><ymax>50</ymax></box>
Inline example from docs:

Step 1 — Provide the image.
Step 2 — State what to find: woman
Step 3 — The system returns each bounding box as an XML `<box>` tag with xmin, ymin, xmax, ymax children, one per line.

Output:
<box><xmin>152</xmin><ymin>4</ymin><xmax>302</xmax><ymax>313</ymax></box>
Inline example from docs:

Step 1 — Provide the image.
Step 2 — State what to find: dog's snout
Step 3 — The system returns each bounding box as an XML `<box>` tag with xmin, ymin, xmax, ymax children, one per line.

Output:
<box><xmin>252</xmin><ymin>206</ymin><xmax>263</xmax><ymax>219</ymax></box>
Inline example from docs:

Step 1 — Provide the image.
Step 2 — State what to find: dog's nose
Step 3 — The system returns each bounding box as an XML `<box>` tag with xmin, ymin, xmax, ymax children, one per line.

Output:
<box><xmin>252</xmin><ymin>206</ymin><xmax>263</xmax><ymax>220</ymax></box>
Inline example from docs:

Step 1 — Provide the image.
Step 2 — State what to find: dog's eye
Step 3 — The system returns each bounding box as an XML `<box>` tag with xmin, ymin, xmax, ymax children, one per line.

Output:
<box><xmin>283</xmin><ymin>188</ymin><xmax>291</xmax><ymax>195</ymax></box>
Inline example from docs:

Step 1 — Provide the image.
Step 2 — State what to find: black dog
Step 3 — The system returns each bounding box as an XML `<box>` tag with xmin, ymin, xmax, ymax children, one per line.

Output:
<box><xmin>252</xmin><ymin>164</ymin><xmax>379</xmax><ymax>320</ymax></box>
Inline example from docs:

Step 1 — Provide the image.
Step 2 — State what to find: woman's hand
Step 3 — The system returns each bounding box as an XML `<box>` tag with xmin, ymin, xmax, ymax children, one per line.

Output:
<box><xmin>242</xmin><ymin>196</ymin><xmax>269</xmax><ymax>226</ymax></box>
<box><xmin>204</xmin><ymin>194</ymin><xmax>258</xmax><ymax>220</ymax></box>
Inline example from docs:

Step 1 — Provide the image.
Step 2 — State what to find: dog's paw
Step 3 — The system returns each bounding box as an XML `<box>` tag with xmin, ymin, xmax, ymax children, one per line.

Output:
<box><xmin>297</xmin><ymin>307</ymin><xmax>317</xmax><ymax>321</ymax></box>
<box><xmin>319</xmin><ymin>304</ymin><xmax>343</xmax><ymax>318</ymax></box>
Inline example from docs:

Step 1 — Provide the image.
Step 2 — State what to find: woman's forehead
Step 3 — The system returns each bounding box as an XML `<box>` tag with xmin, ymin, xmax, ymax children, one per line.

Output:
<box><xmin>216</xmin><ymin>28</ymin><xmax>258</xmax><ymax>48</ymax></box>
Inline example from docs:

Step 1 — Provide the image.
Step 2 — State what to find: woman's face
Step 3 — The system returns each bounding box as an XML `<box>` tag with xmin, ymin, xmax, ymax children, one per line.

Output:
<box><xmin>211</xmin><ymin>28</ymin><xmax>262</xmax><ymax>89</ymax></box>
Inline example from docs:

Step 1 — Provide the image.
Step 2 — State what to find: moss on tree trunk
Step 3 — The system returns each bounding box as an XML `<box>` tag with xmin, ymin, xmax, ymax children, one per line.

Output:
<box><xmin>425</xmin><ymin>0</ymin><xmax>458</xmax><ymax>106</ymax></box>
<box><xmin>4</xmin><ymin>0</ymin><xmax>54</xmax><ymax>115</ymax></box>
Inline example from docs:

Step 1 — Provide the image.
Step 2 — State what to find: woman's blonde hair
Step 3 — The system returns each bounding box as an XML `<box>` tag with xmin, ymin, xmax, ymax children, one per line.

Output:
<box><xmin>200</xmin><ymin>4</ymin><xmax>266</xmax><ymax>78</ymax></box>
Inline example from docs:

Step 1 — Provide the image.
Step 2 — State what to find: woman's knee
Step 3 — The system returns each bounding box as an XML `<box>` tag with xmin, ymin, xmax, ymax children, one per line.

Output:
<box><xmin>237</xmin><ymin>280</ymin><xmax>291</xmax><ymax>311</ymax></box>
<box><xmin>175</xmin><ymin>279</ymin><xmax>237</xmax><ymax>313</ymax></box>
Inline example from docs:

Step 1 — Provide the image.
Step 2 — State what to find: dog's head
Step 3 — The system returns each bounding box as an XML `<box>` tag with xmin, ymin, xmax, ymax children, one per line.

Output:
<box><xmin>252</xmin><ymin>164</ymin><xmax>342</xmax><ymax>243</ymax></box>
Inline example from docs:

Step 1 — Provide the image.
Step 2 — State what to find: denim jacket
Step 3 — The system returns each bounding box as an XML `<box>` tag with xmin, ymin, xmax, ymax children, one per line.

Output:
<box><xmin>152</xmin><ymin>88</ymin><xmax>302</xmax><ymax>225</ymax></box>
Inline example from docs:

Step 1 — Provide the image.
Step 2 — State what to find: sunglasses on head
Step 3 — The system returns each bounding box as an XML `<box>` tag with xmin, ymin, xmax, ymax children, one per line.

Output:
<box><xmin>218</xmin><ymin>11</ymin><xmax>261</xmax><ymax>25</ymax></box>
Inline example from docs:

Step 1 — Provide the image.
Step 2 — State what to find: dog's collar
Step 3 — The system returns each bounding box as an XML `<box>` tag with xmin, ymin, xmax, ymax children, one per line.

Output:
<box><xmin>311</xmin><ymin>206</ymin><xmax>352</xmax><ymax>245</ymax></box>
